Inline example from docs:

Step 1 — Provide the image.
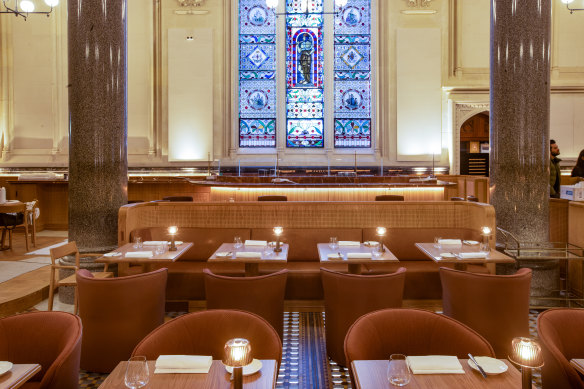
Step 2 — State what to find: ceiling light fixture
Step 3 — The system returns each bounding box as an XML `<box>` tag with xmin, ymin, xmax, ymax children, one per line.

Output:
<box><xmin>0</xmin><ymin>0</ymin><xmax>58</xmax><ymax>20</ymax></box>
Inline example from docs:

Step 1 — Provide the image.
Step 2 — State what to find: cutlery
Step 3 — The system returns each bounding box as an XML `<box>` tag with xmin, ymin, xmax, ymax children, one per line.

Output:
<box><xmin>468</xmin><ymin>353</ymin><xmax>487</xmax><ymax>378</ymax></box>
<box><xmin>337</xmin><ymin>252</ymin><xmax>343</xmax><ymax>259</ymax></box>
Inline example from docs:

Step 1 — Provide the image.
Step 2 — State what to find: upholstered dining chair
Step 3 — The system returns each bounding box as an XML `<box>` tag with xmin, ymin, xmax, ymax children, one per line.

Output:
<box><xmin>132</xmin><ymin>309</ymin><xmax>282</xmax><ymax>368</ymax></box>
<box><xmin>344</xmin><ymin>308</ymin><xmax>495</xmax><ymax>382</ymax></box>
<box><xmin>76</xmin><ymin>268</ymin><xmax>168</xmax><ymax>373</ymax></box>
<box><xmin>204</xmin><ymin>269</ymin><xmax>288</xmax><ymax>339</ymax></box>
<box><xmin>440</xmin><ymin>267</ymin><xmax>532</xmax><ymax>358</ymax></box>
<box><xmin>0</xmin><ymin>311</ymin><xmax>82</xmax><ymax>389</ymax></box>
<box><xmin>258</xmin><ymin>195</ymin><xmax>287</xmax><ymax>201</ymax></box>
<box><xmin>537</xmin><ymin>308</ymin><xmax>584</xmax><ymax>389</ymax></box>
<box><xmin>162</xmin><ymin>195</ymin><xmax>193</xmax><ymax>201</ymax></box>
<box><xmin>321</xmin><ymin>267</ymin><xmax>406</xmax><ymax>367</ymax></box>
<box><xmin>48</xmin><ymin>241</ymin><xmax>113</xmax><ymax>314</ymax></box>
<box><xmin>374</xmin><ymin>195</ymin><xmax>405</xmax><ymax>201</ymax></box>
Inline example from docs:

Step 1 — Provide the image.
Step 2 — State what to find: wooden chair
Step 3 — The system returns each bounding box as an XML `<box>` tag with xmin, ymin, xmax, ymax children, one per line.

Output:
<box><xmin>25</xmin><ymin>199</ymin><xmax>39</xmax><ymax>247</ymax></box>
<box><xmin>48</xmin><ymin>241</ymin><xmax>113</xmax><ymax>314</ymax></box>
<box><xmin>0</xmin><ymin>202</ymin><xmax>29</xmax><ymax>251</ymax></box>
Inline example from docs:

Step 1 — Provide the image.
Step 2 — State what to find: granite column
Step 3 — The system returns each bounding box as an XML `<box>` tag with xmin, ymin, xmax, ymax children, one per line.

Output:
<box><xmin>490</xmin><ymin>0</ymin><xmax>552</xmax><ymax>295</ymax></box>
<box><xmin>68</xmin><ymin>0</ymin><xmax>128</xmax><ymax>254</ymax></box>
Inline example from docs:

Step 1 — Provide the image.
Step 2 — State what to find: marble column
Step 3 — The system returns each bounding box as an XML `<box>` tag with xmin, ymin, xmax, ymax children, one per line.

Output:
<box><xmin>68</xmin><ymin>0</ymin><xmax>128</xmax><ymax>254</ymax></box>
<box><xmin>490</xmin><ymin>0</ymin><xmax>552</xmax><ymax>296</ymax></box>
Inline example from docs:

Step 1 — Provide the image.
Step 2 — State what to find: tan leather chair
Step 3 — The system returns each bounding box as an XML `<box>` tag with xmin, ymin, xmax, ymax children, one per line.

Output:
<box><xmin>0</xmin><ymin>311</ymin><xmax>82</xmax><ymax>389</ymax></box>
<box><xmin>440</xmin><ymin>267</ymin><xmax>531</xmax><ymax>358</ymax></box>
<box><xmin>537</xmin><ymin>308</ymin><xmax>584</xmax><ymax>389</ymax></box>
<box><xmin>258</xmin><ymin>195</ymin><xmax>287</xmax><ymax>201</ymax></box>
<box><xmin>375</xmin><ymin>195</ymin><xmax>404</xmax><ymax>201</ymax></box>
<box><xmin>344</xmin><ymin>308</ymin><xmax>495</xmax><ymax>382</ymax></box>
<box><xmin>204</xmin><ymin>269</ymin><xmax>288</xmax><ymax>340</ymax></box>
<box><xmin>76</xmin><ymin>268</ymin><xmax>168</xmax><ymax>373</ymax></box>
<box><xmin>48</xmin><ymin>241</ymin><xmax>113</xmax><ymax>314</ymax></box>
<box><xmin>133</xmin><ymin>309</ymin><xmax>282</xmax><ymax>368</ymax></box>
<box><xmin>321</xmin><ymin>268</ymin><xmax>406</xmax><ymax>367</ymax></box>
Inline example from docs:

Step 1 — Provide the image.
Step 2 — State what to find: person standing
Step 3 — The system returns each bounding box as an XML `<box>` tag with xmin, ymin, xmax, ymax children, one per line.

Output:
<box><xmin>550</xmin><ymin>139</ymin><xmax>562</xmax><ymax>198</ymax></box>
<box><xmin>572</xmin><ymin>149</ymin><xmax>584</xmax><ymax>178</ymax></box>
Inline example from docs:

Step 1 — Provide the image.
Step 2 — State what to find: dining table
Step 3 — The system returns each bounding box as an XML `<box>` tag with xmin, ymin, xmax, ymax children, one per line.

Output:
<box><xmin>351</xmin><ymin>359</ymin><xmax>530</xmax><ymax>388</ymax></box>
<box><xmin>208</xmin><ymin>242</ymin><xmax>288</xmax><ymax>276</ymax></box>
<box><xmin>95</xmin><ymin>242</ymin><xmax>193</xmax><ymax>273</ymax></box>
<box><xmin>415</xmin><ymin>242</ymin><xmax>515</xmax><ymax>272</ymax></box>
<box><xmin>317</xmin><ymin>242</ymin><xmax>398</xmax><ymax>274</ymax></box>
<box><xmin>571</xmin><ymin>359</ymin><xmax>584</xmax><ymax>375</ymax></box>
<box><xmin>98</xmin><ymin>359</ymin><xmax>277</xmax><ymax>389</ymax></box>
<box><xmin>0</xmin><ymin>363</ymin><xmax>41</xmax><ymax>389</ymax></box>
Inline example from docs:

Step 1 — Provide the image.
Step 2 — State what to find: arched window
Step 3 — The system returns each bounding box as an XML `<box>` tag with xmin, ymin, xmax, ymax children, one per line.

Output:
<box><xmin>238</xmin><ymin>0</ymin><xmax>373</xmax><ymax>149</ymax></box>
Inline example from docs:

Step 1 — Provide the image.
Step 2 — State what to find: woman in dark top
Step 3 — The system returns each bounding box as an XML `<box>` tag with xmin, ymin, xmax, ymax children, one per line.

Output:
<box><xmin>572</xmin><ymin>149</ymin><xmax>584</xmax><ymax>178</ymax></box>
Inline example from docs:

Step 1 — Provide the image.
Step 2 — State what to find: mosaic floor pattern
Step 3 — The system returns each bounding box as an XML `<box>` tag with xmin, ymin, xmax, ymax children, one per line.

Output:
<box><xmin>79</xmin><ymin>309</ymin><xmax>544</xmax><ymax>389</ymax></box>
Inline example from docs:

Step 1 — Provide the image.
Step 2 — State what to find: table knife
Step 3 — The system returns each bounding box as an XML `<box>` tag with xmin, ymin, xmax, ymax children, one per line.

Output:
<box><xmin>468</xmin><ymin>353</ymin><xmax>488</xmax><ymax>378</ymax></box>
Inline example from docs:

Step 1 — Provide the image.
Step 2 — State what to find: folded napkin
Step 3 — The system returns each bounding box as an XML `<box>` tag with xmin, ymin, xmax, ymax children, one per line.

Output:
<box><xmin>406</xmin><ymin>355</ymin><xmax>465</xmax><ymax>374</ymax></box>
<box><xmin>347</xmin><ymin>252</ymin><xmax>372</xmax><ymax>259</ymax></box>
<box><xmin>245</xmin><ymin>240</ymin><xmax>267</xmax><ymax>246</ymax></box>
<box><xmin>457</xmin><ymin>252</ymin><xmax>488</xmax><ymax>259</ymax></box>
<box><xmin>338</xmin><ymin>241</ymin><xmax>361</xmax><ymax>246</ymax></box>
<box><xmin>154</xmin><ymin>355</ymin><xmax>212</xmax><ymax>374</ymax></box>
<box><xmin>103</xmin><ymin>252</ymin><xmax>121</xmax><ymax>257</ymax></box>
<box><xmin>236</xmin><ymin>251</ymin><xmax>262</xmax><ymax>258</ymax></box>
<box><xmin>143</xmin><ymin>241</ymin><xmax>183</xmax><ymax>246</ymax></box>
<box><xmin>125</xmin><ymin>251</ymin><xmax>153</xmax><ymax>258</ymax></box>
<box><xmin>438</xmin><ymin>239</ymin><xmax>462</xmax><ymax>246</ymax></box>
<box><xmin>215</xmin><ymin>252</ymin><xmax>232</xmax><ymax>258</ymax></box>
<box><xmin>327</xmin><ymin>253</ymin><xmax>343</xmax><ymax>260</ymax></box>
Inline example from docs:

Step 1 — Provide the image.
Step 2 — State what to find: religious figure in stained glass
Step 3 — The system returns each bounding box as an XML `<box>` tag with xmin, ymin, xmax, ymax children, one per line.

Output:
<box><xmin>297</xmin><ymin>34</ymin><xmax>313</xmax><ymax>85</ymax></box>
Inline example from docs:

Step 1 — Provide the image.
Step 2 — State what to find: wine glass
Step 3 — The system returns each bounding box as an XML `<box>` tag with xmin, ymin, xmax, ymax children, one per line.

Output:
<box><xmin>125</xmin><ymin>356</ymin><xmax>149</xmax><ymax>389</ymax></box>
<box><xmin>133</xmin><ymin>236</ymin><xmax>143</xmax><ymax>249</ymax></box>
<box><xmin>329</xmin><ymin>237</ymin><xmax>338</xmax><ymax>250</ymax></box>
<box><xmin>387</xmin><ymin>354</ymin><xmax>411</xmax><ymax>386</ymax></box>
<box><xmin>234</xmin><ymin>236</ymin><xmax>243</xmax><ymax>249</ymax></box>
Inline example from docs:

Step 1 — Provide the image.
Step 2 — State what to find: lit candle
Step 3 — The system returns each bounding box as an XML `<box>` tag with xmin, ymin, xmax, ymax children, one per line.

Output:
<box><xmin>168</xmin><ymin>226</ymin><xmax>178</xmax><ymax>251</ymax></box>
<box><xmin>480</xmin><ymin>226</ymin><xmax>491</xmax><ymax>252</ymax></box>
<box><xmin>273</xmin><ymin>226</ymin><xmax>283</xmax><ymax>252</ymax></box>
<box><xmin>376</xmin><ymin>226</ymin><xmax>387</xmax><ymax>252</ymax></box>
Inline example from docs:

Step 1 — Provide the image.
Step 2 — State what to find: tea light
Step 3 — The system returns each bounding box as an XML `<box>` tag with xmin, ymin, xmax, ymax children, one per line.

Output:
<box><xmin>168</xmin><ymin>226</ymin><xmax>178</xmax><ymax>251</ymax></box>
<box><xmin>376</xmin><ymin>226</ymin><xmax>387</xmax><ymax>252</ymax></box>
<box><xmin>274</xmin><ymin>226</ymin><xmax>283</xmax><ymax>253</ymax></box>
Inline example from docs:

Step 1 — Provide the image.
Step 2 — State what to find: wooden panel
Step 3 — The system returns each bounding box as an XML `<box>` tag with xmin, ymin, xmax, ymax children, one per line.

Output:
<box><xmin>568</xmin><ymin>202</ymin><xmax>584</xmax><ymax>296</ymax></box>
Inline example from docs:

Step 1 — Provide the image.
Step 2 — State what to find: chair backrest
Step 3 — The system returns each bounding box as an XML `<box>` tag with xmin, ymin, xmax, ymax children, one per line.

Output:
<box><xmin>537</xmin><ymin>308</ymin><xmax>584</xmax><ymax>389</ymax></box>
<box><xmin>440</xmin><ymin>267</ymin><xmax>531</xmax><ymax>358</ymax></box>
<box><xmin>76</xmin><ymin>268</ymin><xmax>168</xmax><ymax>373</ymax></box>
<box><xmin>375</xmin><ymin>195</ymin><xmax>405</xmax><ymax>201</ymax></box>
<box><xmin>321</xmin><ymin>268</ymin><xmax>406</xmax><ymax>367</ymax></box>
<box><xmin>162</xmin><ymin>196</ymin><xmax>193</xmax><ymax>202</ymax></box>
<box><xmin>344</xmin><ymin>308</ymin><xmax>495</xmax><ymax>370</ymax></box>
<box><xmin>0</xmin><ymin>311</ymin><xmax>82</xmax><ymax>389</ymax></box>
<box><xmin>258</xmin><ymin>195</ymin><xmax>287</xmax><ymax>201</ymax></box>
<box><xmin>50</xmin><ymin>241</ymin><xmax>80</xmax><ymax>267</ymax></box>
<box><xmin>204</xmin><ymin>269</ymin><xmax>288</xmax><ymax>340</ymax></box>
<box><xmin>132</xmin><ymin>309</ymin><xmax>282</xmax><ymax>368</ymax></box>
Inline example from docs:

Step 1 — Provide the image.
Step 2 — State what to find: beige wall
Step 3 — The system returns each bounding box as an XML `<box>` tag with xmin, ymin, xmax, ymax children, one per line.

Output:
<box><xmin>1</xmin><ymin>0</ymin><xmax>583</xmax><ymax>169</ymax></box>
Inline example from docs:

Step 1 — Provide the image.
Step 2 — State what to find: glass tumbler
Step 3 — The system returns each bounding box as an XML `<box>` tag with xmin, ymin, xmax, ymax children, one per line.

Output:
<box><xmin>329</xmin><ymin>237</ymin><xmax>338</xmax><ymax>250</ymax></box>
<box><xmin>124</xmin><ymin>356</ymin><xmax>149</xmax><ymax>389</ymax></box>
<box><xmin>234</xmin><ymin>236</ymin><xmax>243</xmax><ymax>249</ymax></box>
<box><xmin>387</xmin><ymin>354</ymin><xmax>411</xmax><ymax>387</ymax></box>
<box><xmin>433</xmin><ymin>237</ymin><xmax>442</xmax><ymax>249</ymax></box>
<box><xmin>133</xmin><ymin>237</ymin><xmax>143</xmax><ymax>249</ymax></box>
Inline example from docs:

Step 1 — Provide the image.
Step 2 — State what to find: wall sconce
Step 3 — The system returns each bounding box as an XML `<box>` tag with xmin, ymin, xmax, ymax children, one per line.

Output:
<box><xmin>168</xmin><ymin>226</ymin><xmax>178</xmax><ymax>251</ymax></box>
<box><xmin>562</xmin><ymin>0</ymin><xmax>584</xmax><ymax>14</ymax></box>
<box><xmin>223</xmin><ymin>338</ymin><xmax>252</xmax><ymax>389</ymax></box>
<box><xmin>1</xmin><ymin>0</ymin><xmax>58</xmax><ymax>20</ymax></box>
<box><xmin>508</xmin><ymin>337</ymin><xmax>544</xmax><ymax>389</ymax></box>
<box><xmin>273</xmin><ymin>226</ymin><xmax>283</xmax><ymax>253</ymax></box>
<box><xmin>376</xmin><ymin>226</ymin><xmax>387</xmax><ymax>253</ymax></box>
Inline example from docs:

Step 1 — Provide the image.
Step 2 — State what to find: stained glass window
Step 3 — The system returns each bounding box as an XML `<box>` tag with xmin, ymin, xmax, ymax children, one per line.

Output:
<box><xmin>334</xmin><ymin>0</ymin><xmax>371</xmax><ymax>148</ymax></box>
<box><xmin>237</xmin><ymin>0</ymin><xmax>373</xmax><ymax>149</ymax></box>
<box><xmin>239</xmin><ymin>0</ymin><xmax>277</xmax><ymax>147</ymax></box>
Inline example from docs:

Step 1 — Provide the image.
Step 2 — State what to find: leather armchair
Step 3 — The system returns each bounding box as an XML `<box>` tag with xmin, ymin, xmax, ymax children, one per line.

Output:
<box><xmin>321</xmin><ymin>267</ymin><xmax>406</xmax><ymax>366</ymax></box>
<box><xmin>537</xmin><ymin>308</ymin><xmax>584</xmax><ymax>389</ymax></box>
<box><xmin>76</xmin><ymin>268</ymin><xmax>168</xmax><ymax>373</ymax></box>
<box><xmin>344</xmin><ymin>308</ymin><xmax>495</xmax><ymax>382</ymax></box>
<box><xmin>440</xmin><ymin>267</ymin><xmax>532</xmax><ymax>358</ymax></box>
<box><xmin>0</xmin><ymin>311</ymin><xmax>82</xmax><ymax>389</ymax></box>
<box><xmin>204</xmin><ymin>269</ymin><xmax>288</xmax><ymax>339</ymax></box>
<box><xmin>133</xmin><ymin>309</ymin><xmax>282</xmax><ymax>368</ymax></box>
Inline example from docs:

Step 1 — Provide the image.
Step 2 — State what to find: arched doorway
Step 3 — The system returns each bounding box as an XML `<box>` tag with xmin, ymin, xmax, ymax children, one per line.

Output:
<box><xmin>459</xmin><ymin>111</ymin><xmax>489</xmax><ymax>176</ymax></box>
